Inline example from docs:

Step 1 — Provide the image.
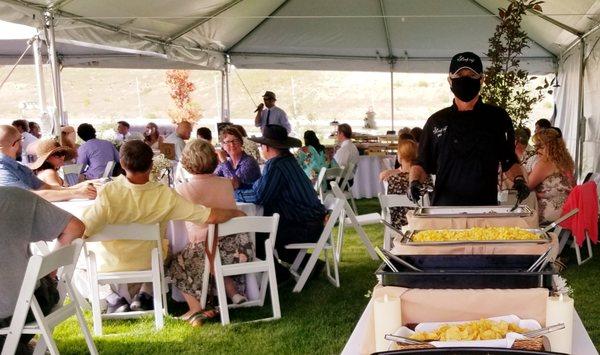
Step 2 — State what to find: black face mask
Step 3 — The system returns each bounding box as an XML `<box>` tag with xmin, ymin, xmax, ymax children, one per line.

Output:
<box><xmin>451</xmin><ymin>77</ymin><xmax>481</xmax><ymax>102</ymax></box>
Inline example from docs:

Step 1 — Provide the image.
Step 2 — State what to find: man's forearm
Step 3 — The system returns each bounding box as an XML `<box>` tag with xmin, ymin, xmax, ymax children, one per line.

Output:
<box><xmin>409</xmin><ymin>165</ymin><xmax>427</xmax><ymax>183</ymax></box>
<box><xmin>506</xmin><ymin>163</ymin><xmax>526</xmax><ymax>182</ymax></box>
<box><xmin>205</xmin><ymin>208</ymin><xmax>245</xmax><ymax>224</ymax></box>
<box><xmin>254</xmin><ymin>111</ymin><xmax>262</xmax><ymax>127</ymax></box>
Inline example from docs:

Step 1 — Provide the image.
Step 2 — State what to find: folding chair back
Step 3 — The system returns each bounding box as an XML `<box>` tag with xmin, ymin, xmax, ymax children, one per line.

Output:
<box><xmin>102</xmin><ymin>161</ymin><xmax>116</xmax><ymax>178</ymax></box>
<box><xmin>84</xmin><ymin>223</ymin><xmax>166</xmax><ymax>335</ymax></box>
<box><xmin>314</xmin><ymin>166</ymin><xmax>344</xmax><ymax>201</ymax></box>
<box><xmin>203</xmin><ymin>214</ymin><xmax>281</xmax><ymax>325</ymax></box>
<box><xmin>329</xmin><ymin>182</ymin><xmax>378</xmax><ymax>260</ymax></box>
<box><xmin>285</xmin><ymin>197</ymin><xmax>345</xmax><ymax>292</ymax></box>
<box><xmin>379</xmin><ymin>193</ymin><xmax>418</xmax><ymax>250</ymax></box>
<box><xmin>0</xmin><ymin>239</ymin><xmax>97</xmax><ymax>355</ymax></box>
<box><xmin>61</xmin><ymin>163</ymin><xmax>83</xmax><ymax>186</ymax></box>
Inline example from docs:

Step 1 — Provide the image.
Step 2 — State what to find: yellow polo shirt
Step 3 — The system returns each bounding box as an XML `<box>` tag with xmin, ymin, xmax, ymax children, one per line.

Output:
<box><xmin>83</xmin><ymin>175</ymin><xmax>211</xmax><ymax>272</ymax></box>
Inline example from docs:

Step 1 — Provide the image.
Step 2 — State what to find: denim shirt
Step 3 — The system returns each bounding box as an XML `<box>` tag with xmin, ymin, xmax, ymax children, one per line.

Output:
<box><xmin>0</xmin><ymin>153</ymin><xmax>43</xmax><ymax>190</ymax></box>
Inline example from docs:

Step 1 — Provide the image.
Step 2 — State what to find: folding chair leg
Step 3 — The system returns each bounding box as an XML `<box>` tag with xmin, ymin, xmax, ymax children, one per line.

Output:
<box><xmin>265</xmin><ymin>240</ymin><xmax>281</xmax><ymax>319</ymax></box>
<box><xmin>31</xmin><ymin>299</ymin><xmax>58</xmax><ymax>355</ymax></box>
<box><xmin>290</xmin><ymin>250</ymin><xmax>307</xmax><ymax>275</ymax></box>
<box><xmin>200</xmin><ymin>257</ymin><xmax>210</xmax><ymax>309</ymax></box>
<box><xmin>292</xmin><ymin>250</ymin><xmax>321</xmax><ymax>293</ymax></box>
<box><xmin>258</xmin><ymin>271</ymin><xmax>269</xmax><ymax>307</ymax></box>
<box><xmin>214</xmin><ymin>260</ymin><xmax>230</xmax><ymax>325</ymax></box>
<box><xmin>67</xmin><ymin>282</ymin><xmax>98</xmax><ymax>355</ymax></box>
<box><xmin>87</xmin><ymin>253</ymin><xmax>103</xmax><ymax>336</ymax></box>
<box><xmin>350</xmin><ymin>195</ymin><xmax>358</xmax><ymax>214</ymax></box>
<box><xmin>32</xmin><ymin>338</ymin><xmax>47</xmax><ymax>355</ymax></box>
<box><xmin>575</xmin><ymin>235</ymin><xmax>594</xmax><ymax>265</ymax></box>
<box><xmin>335</xmin><ymin>210</ymin><xmax>345</xmax><ymax>262</ymax></box>
<box><xmin>344</xmin><ymin>204</ymin><xmax>378</xmax><ymax>260</ymax></box>
<box><xmin>151</xmin><ymin>250</ymin><xmax>164</xmax><ymax>331</ymax></box>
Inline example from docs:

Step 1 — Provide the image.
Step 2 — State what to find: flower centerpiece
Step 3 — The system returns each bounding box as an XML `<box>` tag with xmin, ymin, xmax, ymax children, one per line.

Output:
<box><xmin>150</xmin><ymin>154</ymin><xmax>172</xmax><ymax>184</ymax></box>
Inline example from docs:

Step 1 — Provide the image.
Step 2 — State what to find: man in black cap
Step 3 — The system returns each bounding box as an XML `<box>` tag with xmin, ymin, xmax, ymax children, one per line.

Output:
<box><xmin>254</xmin><ymin>91</ymin><xmax>292</xmax><ymax>133</ymax></box>
<box><xmin>235</xmin><ymin>125</ymin><xmax>326</xmax><ymax>273</ymax></box>
<box><xmin>408</xmin><ymin>52</ymin><xmax>529</xmax><ymax>206</ymax></box>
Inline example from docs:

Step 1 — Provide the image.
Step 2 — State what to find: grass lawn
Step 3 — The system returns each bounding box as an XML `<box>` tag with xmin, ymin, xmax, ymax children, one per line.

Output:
<box><xmin>53</xmin><ymin>198</ymin><xmax>599</xmax><ymax>354</ymax></box>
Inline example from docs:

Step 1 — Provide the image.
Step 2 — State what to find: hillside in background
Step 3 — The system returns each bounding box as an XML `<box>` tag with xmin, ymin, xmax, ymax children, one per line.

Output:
<box><xmin>0</xmin><ymin>66</ymin><xmax>553</xmax><ymax>138</ymax></box>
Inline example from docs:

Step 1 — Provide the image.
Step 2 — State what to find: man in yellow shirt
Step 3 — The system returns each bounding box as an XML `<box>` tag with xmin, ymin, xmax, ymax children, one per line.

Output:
<box><xmin>83</xmin><ymin>140</ymin><xmax>244</xmax><ymax>313</ymax></box>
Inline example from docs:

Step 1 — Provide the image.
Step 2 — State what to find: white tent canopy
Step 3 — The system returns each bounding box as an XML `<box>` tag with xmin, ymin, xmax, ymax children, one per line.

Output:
<box><xmin>0</xmin><ymin>0</ymin><xmax>599</xmax><ymax>173</ymax></box>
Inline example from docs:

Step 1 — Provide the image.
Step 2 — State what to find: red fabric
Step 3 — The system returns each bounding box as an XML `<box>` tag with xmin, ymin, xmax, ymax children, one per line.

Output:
<box><xmin>559</xmin><ymin>181</ymin><xmax>598</xmax><ymax>246</ymax></box>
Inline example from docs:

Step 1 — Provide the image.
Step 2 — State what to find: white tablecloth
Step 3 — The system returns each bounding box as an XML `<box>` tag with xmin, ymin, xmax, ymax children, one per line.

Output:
<box><xmin>351</xmin><ymin>155</ymin><xmax>396</xmax><ymax>199</ymax></box>
<box><xmin>341</xmin><ymin>299</ymin><xmax>598</xmax><ymax>355</ymax></box>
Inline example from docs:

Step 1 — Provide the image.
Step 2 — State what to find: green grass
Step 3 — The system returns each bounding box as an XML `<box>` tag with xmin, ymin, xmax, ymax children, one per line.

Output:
<box><xmin>53</xmin><ymin>199</ymin><xmax>600</xmax><ymax>354</ymax></box>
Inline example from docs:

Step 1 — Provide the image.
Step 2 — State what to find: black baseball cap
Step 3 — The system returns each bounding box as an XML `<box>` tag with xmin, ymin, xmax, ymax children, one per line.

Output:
<box><xmin>449</xmin><ymin>52</ymin><xmax>483</xmax><ymax>75</ymax></box>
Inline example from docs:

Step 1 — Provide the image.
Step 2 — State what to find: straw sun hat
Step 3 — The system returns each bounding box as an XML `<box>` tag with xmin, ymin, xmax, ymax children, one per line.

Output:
<box><xmin>28</xmin><ymin>139</ymin><xmax>76</xmax><ymax>170</ymax></box>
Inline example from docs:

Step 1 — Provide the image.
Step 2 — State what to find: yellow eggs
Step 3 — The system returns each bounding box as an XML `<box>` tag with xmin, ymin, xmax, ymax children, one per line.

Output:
<box><xmin>413</xmin><ymin>227</ymin><xmax>540</xmax><ymax>242</ymax></box>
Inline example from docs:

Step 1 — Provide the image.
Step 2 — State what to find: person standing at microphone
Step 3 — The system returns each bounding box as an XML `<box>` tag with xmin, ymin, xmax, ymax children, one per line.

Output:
<box><xmin>254</xmin><ymin>91</ymin><xmax>292</xmax><ymax>133</ymax></box>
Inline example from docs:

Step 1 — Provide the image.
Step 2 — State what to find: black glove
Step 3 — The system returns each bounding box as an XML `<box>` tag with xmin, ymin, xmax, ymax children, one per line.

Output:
<box><xmin>513</xmin><ymin>176</ymin><xmax>530</xmax><ymax>202</ymax></box>
<box><xmin>408</xmin><ymin>180</ymin><xmax>423</xmax><ymax>203</ymax></box>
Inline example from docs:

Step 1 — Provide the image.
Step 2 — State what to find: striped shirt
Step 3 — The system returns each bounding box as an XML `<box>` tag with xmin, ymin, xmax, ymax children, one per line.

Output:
<box><xmin>234</xmin><ymin>154</ymin><xmax>326</xmax><ymax>223</ymax></box>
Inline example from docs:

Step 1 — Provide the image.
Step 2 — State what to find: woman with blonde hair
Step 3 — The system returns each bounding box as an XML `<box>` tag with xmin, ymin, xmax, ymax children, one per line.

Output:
<box><xmin>528</xmin><ymin>128</ymin><xmax>575</xmax><ymax>225</ymax></box>
<box><xmin>61</xmin><ymin>125</ymin><xmax>79</xmax><ymax>152</ymax></box>
<box><xmin>169</xmin><ymin>139</ymin><xmax>253</xmax><ymax>325</ymax></box>
<box><xmin>380</xmin><ymin>139</ymin><xmax>432</xmax><ymax>229</ymax></box>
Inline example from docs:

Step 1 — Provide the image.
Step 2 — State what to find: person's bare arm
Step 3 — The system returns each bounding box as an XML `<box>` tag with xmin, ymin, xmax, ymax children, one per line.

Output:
<box><xmin>505</xmin><ymin>163</ymin><xmax>528</xmax><ymax>184</ymax></box>
<box><xmin>254</xmin><ymin>103</ymin><xmax>264</xmax><ymax>127</ymax></box>
<box><xmin>37</xmin><ymin>170</ymin><xmax>64</xmax><ymax>187</ymax></box>
<box><xmin>205</xmin><ymin>208</ymin><xmax>246</xmax><ymax>224</ymax></box>
<box><xmin>526</xmin><ymin>161</ymin><xmax>552</xmax><ymax>190</ymax></box>
<box><xmin>56</xmin><ymin>217</ymin><xmax>85</xmax><ymax>247</ymax></box>
<box><xmin>33</xmin><ymin>183</ymin><xmax>97</xmax><ymax>202</ymax></box>
<box><xmin>409</xmin><ymin>165</ymin><xmax>428</xmax><ymax>183</ymax></box>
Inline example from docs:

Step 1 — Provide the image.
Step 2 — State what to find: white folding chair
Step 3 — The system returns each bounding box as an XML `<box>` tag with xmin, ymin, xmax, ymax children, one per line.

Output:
<box><xmin>378</xmin><ymin>193</ymin><xmax>418</xmax><ymax>250</ymax></box>
<box><xmin>84</xmin><ymin>223</ymin><xmax>167</xmax><ymax>335</ymax></box>
<box><xmin>338</xmin><ymin>162</ymin><xmax>358</xmax><ymax>213</ymax></box>
<box><xmin>1</xmin><ymin>240</ymin><xmax>98</xmax><ymax>355</ymax></box>
<box><xmin>330</xmin><ymin>182</ymin><xmax>378</xmax><ymax>261</ymax></box>
<box><xmin>60</xmin><ymin>163</ymin><xmax>83</xmax><ymax>187</ymax></box>
<box><xmin>285</xmin><ymin>197</ymin><xmax>345</xmax><ymax>293</ymax></box>
<box><xmin>102</xmin><ymin>161</ymin><xmax>116</xmax><ymax>179</ymax></box>
<box><xmin>201</xmin><ymin>214</ymin><xmax>281</xmax><ymax>325</ymax></box>
<box><xmin>314</xmin><ymin>166</ymin><xmax>344</xmax><ymax>202</ymax></box>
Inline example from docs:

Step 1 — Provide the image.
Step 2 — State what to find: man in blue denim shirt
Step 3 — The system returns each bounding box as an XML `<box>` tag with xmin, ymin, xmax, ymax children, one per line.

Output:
<box><xmin>0</xmin><ymin>125</ymin><xmax>96</xmax><ymax>201</ymax></box>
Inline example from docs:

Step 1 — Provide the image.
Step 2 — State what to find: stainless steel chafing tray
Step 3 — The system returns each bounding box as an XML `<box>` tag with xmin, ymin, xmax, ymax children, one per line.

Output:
<box><xmin>413</xmin><ymin>205</ymin><xmax>533</xmax><ymax>218</ymax></box>
<box><xmin>400</xmin><ymin>228</ymin><xmax>551</xmax><ymax>246</ymax></box>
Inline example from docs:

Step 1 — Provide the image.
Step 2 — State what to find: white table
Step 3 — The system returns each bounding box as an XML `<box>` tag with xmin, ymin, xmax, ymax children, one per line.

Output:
<box><xmin>351</xmin><ymin>155</ymin><xmax>396</xmax><ymax>199</ymax></box>
<box><xmin>341</xmin><ymin>299</ymin><xmax>598</xmax><ymax>355</ymax></box>
<box><xmin>52</xmin><ymin>198</ymin><xmax>95</xmax><ymax>218</ymax></box>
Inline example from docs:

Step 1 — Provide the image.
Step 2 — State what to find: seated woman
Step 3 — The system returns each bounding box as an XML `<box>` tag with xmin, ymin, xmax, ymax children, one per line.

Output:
<box><xmin>30</xmin><ymin>138</ymin><xmax>78</xmax><ymax>187</ymax></box>
<box><xmin>61</xmin><ymin>125</ymin><xmax>80</xmax><ymax>155</ymax></box>
<box><xmin>169</xmin><ymin>139</ymin><xmax>254</xmax><ymax>325</ymax></box>
<box><xmin>380</xmin><ymin>139</ymin><xmax>432</xmax><ymax>229</ymax></box>
<box><xmin>296</xmin><ymin>130</ymin><xmax>328</xmax><ymax>180</ymax></box>
<box><xmin>143</xmin><ymin>122</ymin><xmax>164</xmax><ymax>150</ymax></box>
<box><xmin>215</xmin><ymin>126</ymin><xmax>261</xmax><ymax>190</ymax></box>
<box><xmin>528</xmin><ymin>128</ymin><xmax>575</xmax><ymax>225</ymax></box>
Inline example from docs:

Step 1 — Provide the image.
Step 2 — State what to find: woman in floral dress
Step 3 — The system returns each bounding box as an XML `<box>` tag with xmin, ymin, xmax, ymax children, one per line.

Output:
<box><xmin>380</xmin><ymin>139</ymin><xmax>432</xmax><ymax>229</ymax></box>
<box><xmin>168</xmin><ymin>139</ymin><xmax>253</xmax><ymax>325</ymax></box>
<box><xmin>528</xmin><ymin>128</ymin><xmax>575</xmax><ymax>225</ymax></box>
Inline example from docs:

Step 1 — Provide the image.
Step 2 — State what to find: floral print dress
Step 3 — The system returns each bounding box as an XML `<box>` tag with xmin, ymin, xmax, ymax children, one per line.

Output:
<box><xmin>295</xmin><ymin>145</ymin><xmax>328</xmax><ymax>181</ymax></box>
<box><xmin>536</xmin><ymin>171</ymin><xmax>574</xmax><ymax>225</ymax></box>
<box><xmin>384</xmin><ymin>171</ymin><xmax>432</xmax><ymax>229</ymax></box>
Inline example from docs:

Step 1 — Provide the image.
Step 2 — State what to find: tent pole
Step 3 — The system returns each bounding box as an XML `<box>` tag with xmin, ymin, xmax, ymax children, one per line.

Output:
<box><xmin>220</xmin><ymin>55</ymin><xmax>231</xmax><ymax>123</ymax></box>
<box><xmin>225</xmin><ymin>58</ymin><xmax>230</xmax><ymax>123</ymax></box>
<box><xmin>31</xmin><ymin>34</ymin><xmax>47</xmax><ymax>116</ymax></box>
<box><xmin>44</xmin><ymin>10</ymin><xmax>65</xmax><ymax>136</ymax></box>
<box><xmin>575</xmin><ymin>40</ymin><xmax>585</xmax><ymax>179</ymax></box>
<box><xmin>389</xmin><ymin>61</ymin><xmax>395</xmax><ymax>132</ymax></box>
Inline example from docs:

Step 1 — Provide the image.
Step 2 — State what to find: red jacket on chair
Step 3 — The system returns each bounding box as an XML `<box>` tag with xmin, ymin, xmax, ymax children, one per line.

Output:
<box><xmin>559</xmin><ymin>181</ymin><xmax>598</xmax><ymax>246</ymax></box>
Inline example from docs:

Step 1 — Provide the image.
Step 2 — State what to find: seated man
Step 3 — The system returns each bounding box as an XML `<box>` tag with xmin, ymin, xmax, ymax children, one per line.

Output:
<box><xmin>76</xmin><ymin>123</ymin><xmax>120</xmax><ymax>179</ymax></box>
<box><xmin>0</xmin><ymin>187</ymin><xmax>85</xmax><ymax>353</ymax></box>
<box><xmin>333</xmin><ymin>123</ymin><xmax>359</xmax><ymax>187</ymax></box>
<box><xmin>82</xmin><ymin>140</ymin><xmax>245</xmax><ymax>312</ymax></box>
<box><xmin>235</xmin><ymin>125</ymin><xmax>327</xmax><ymax>276</ymax></box>
<box><xmin>164</xmin><ymin>121</ymin><xmax>192</xmax><ymax>162</ymax></box>
<box><xmin>0</xmin><ymin>125</ymin><xmax>96</xmax><ymax>201</ymax></box>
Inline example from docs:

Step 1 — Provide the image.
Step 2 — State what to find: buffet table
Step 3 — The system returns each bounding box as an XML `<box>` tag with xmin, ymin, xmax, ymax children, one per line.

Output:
<box><xmin>342</xmin><ymin>293</ymin><xmax>597</xmax><ymax>355</ymax></box>
<box><xmin>351</xmin><ymin>155</ymin><xmax>396</xmax><ymax>199</ymax></box>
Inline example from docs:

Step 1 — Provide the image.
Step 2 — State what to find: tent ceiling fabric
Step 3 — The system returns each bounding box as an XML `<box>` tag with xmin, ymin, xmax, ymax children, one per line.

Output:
<box><xmin>0</xmin><ymin>0</ymin><xmax>598</xmax><ymax>73</ymax></box>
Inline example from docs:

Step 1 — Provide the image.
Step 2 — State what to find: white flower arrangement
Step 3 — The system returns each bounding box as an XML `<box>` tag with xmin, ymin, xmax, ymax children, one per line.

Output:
<box><xmin>150</xmin><ymin>154</ymin><xmax>173</xmax><ymax>183</ymax></box>
<box><xmin>552</xmin><ymin>275</ymin><xmax>574</xmax><ymax>297</ymax></box>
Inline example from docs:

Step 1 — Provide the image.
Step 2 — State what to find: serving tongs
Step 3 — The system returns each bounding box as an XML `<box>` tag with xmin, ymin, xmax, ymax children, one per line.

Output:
<box><xmin>541</xmin><ymin>208</ymin><xmax>579</xmax><ymax>234</ymax></box>
<box><xmin>523</xmin><ymin>323</ymin><xmax>565</xmax><ymax>338</ymax></box>
<box><xmin>380</xmin><ymin>219</ymin><xmax>409</xmax><ymax>243</ymax></box>
<box><xmin>526</xmin><ymin>245</ymin><xmax>553</xmax><ymax>272</ymax></box>
<box><xmin>381</xmin><ymin>248</ymin><xmax>423</xmax><ymax>272</ymax></box>
<box><xmin>385</xmin><ymin>333</ymin><xmax>426</xmax><ymax>345</ymax></box>
<box><xmin>375</xmin><ymin>246</ymin><xmax>399</xmax><ymax>272</ymax></box>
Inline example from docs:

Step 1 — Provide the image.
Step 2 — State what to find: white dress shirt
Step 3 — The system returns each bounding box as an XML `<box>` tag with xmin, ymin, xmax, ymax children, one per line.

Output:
<box><xmin>256</xmin><ymin>106</ymin><xmax>291</xmax><ymax>133</ymax></box>
<box><xmin>333</xmin><ymin>139</ymin><xmax>360</xmax><ymax>179</ymax></box>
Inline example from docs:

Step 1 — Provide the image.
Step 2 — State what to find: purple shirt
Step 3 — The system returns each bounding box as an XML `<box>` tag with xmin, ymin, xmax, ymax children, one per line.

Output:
<box><xmin>214</xmin><ymin>152</ymin><xmax>261</xmax><ymax>189</ymax></box>
<box><xmin>77</xmin><ymin>139</ymin><xmax>119</xmax><ymax>179</ymax></box>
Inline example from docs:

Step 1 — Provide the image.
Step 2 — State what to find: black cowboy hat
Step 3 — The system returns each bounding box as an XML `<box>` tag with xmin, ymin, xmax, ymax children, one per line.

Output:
<box><xmin>249</xmin><ymin>125</ymin><xmax>301</xmax><ymax>149</ymax></box>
